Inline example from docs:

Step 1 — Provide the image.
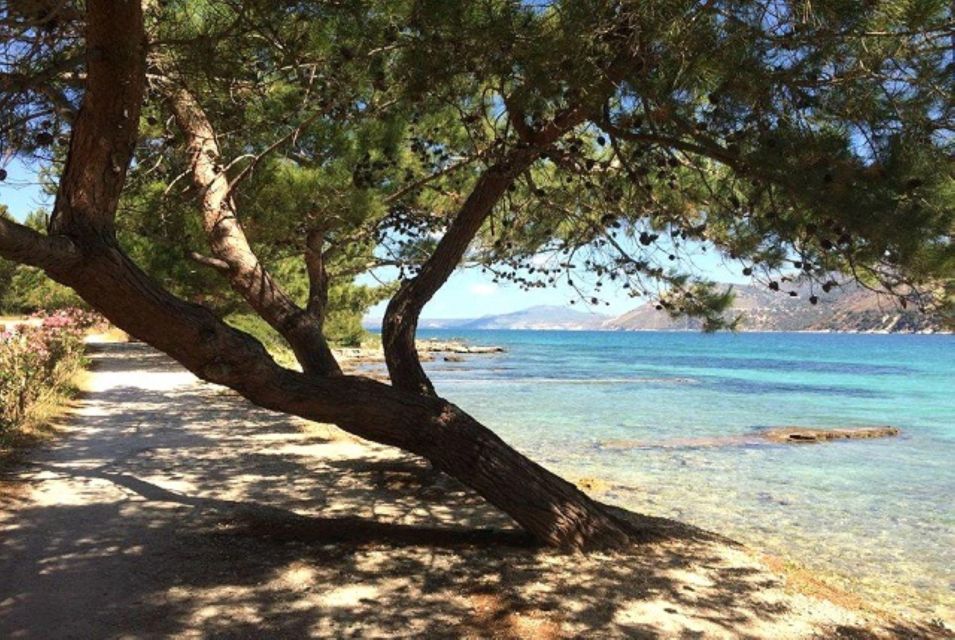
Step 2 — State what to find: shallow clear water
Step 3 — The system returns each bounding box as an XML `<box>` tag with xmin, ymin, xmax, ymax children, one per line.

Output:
<box><xmin>416</xmin><ymin>330</ymin><xmax>955</xmax><ymax>619</ymax></box>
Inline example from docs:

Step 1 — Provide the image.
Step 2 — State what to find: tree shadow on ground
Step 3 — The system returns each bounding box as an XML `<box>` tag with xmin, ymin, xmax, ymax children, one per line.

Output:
<box><xmin>0</xmin><ymin>343</ymin><xmax>949</xmax><ymax>639</ymax></box>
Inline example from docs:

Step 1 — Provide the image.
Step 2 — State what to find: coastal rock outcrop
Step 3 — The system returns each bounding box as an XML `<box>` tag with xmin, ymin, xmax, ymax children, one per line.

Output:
<box><xmin>333</xmin><ymin>339</ymin><xmax>504</xmax><ymax>373</ymax></box>
<box><xmin>761</xmin><ymin>426</ymin><xmax>900</xmax><ymax>443</ymax></box>
<box><xmin>420</xmin><ymin>341</ymin><xmax>505</xmax><ymax>354</ymax></box>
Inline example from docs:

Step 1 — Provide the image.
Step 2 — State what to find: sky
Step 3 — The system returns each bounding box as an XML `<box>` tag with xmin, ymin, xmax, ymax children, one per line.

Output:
<box><xmin>2</xmin><ymin>159</ymin><xmax>745</xmax><ymax>320</ymax></box>
<box><xmin>361</xmin><ymin>247</ymin><xmax>746</xmax><ymax>320</ymax></box>
<box><xmin>0</xmin><ymin>160</ymin><xmax>52</xmax><ymax>222</ymax></box>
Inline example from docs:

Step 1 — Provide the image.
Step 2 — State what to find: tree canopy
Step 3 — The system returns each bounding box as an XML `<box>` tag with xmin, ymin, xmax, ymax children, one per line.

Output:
<box><xmin>0</xmin><ymin>0</ymin><xmax>952</xmax><ymax>548</ymax></box>
<box><xmin>4</xmin><ymin>1</ymin><xmax>953</xmax><ymax>329</ymax></box>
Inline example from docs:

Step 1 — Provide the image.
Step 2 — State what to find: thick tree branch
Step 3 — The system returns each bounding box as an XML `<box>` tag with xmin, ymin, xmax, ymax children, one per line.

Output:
<box><xmin>381</xmin><ymin>156</ymin><xmax>534</xmax><ymax>395</ymax></box>
<box><xmin>187</xmin><ymin>250</ymin><xmax>230</xmax><ymax>273</ymax></box>
<box><xmin>166</xmin><ymin>84</ymin><xmax>341</xmax><ymax>376</ymax></box>
<box><xmin>0</xmin><ymin>215</ymin><xmax>80</xmax><ymax>271</ymax></box>
<box><xmin>378</xmin><ymin>51</ymin><xmax>636</xmax><ymax>396</ymax></box>
<box><xmin>305</xmin><ymin>228</ymin><xmax>329</xmax><ymax>323</ymax></box>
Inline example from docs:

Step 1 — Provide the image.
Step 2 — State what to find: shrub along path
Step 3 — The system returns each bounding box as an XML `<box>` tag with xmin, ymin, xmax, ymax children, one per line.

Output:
<box><xmin>0</xmin><ymin>341</ymin><xmax>947</xmax><ymax>639</ymax></box>
<box><xmin>1</xmin><ymin>310</ymin><xmax>95</xmax><ymax>450</ymax></box>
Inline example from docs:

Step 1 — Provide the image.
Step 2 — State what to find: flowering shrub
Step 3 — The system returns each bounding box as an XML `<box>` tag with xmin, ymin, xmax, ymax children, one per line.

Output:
<box><xmin>0</xmin><ymin>308</ymin><xmax>102</xmax><ymax>436</ymax></box>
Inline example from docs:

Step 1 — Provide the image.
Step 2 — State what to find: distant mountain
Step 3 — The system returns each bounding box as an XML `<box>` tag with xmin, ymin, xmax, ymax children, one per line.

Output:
<box><xmin>605</xmin><ymin>282</ymin><xmax>948</xmax><ymax>333</ymax></box>
<box><xmin>452</xmin><ymin>305</ymin><xmax>610</xmax><ymax>330</ymax></box>
<box><xmin>363</xmin><ymin>285</ymin><xmax>948</xmax><ymax>334</ymax></box>
<box><xmin>364</xmin><ymin>305</ymin><xmax>610</xmax><ymax>331</ymax></box>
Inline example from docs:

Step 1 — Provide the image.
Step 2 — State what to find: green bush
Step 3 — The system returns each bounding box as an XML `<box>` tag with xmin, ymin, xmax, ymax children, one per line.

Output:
<box><xmin>225</xmin><ymin>309</ymin><xmax>374</xmax><ymax>366</ymax></box>
<box><xmin>0</xmin><ymin>309</ymin><xmax>98</xmax><ymax>438</ymax></box>
<box><xmin>223</xmin><ymin>312</ymin><xmax>297</xmax><ymax>366</ymax></box>
<box><xmin>2</xmin><ymin>265</ymin><xmax>85</xmax><ymax>313</ymax></box>
<box><xmin>0</xmin><ymin>208</ymin><xmax>85</xmax><ymax>314</ymax></box>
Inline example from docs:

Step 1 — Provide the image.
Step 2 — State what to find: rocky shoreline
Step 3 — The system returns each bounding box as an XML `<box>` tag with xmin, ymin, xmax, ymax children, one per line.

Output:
<box><xmin>333</xmin><ymin>339</ymin><xmax>504</xmax><ymax>373</ymax></box>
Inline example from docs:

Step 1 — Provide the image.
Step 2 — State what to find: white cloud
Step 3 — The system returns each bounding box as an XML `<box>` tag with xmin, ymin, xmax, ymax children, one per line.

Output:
<box><xmin>469</xmin><ymin>283</ymin><xmax>498</xmax><ymax>296</ymax></box>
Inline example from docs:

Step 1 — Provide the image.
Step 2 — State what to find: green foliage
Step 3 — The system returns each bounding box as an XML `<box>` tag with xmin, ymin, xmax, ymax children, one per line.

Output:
<box><xmin>324</xmin><ymin>281</ymin><xmax>392</xmax><ymax>347</ymax></box>
<box><xmin>4</xmin><ymin>267</ymin><xmax>84</xmax><ymax>313</ymax></box>
<box><xmin>0</xmin><ymin>206</ymin><xmax>16</xmax><ymax>308</ymax></box>
<box><xmin>117</xmin><ymin>180</ymin><xmax>236</xmax><ymax>310</ymax></box>
<box><xmin>3</xmin><ymin>0</ymin><xmax>952</xmax><ymax>339</ymax></box>
<box><xmin>269</xmin><ymin>256</ymin><xmax>394</xmax><ymax>347</ymax></box>
<box><xmin>0</xmin><ymin>259</ymin><xmax>14</xmax><ymax>309</ymax></box>
<box><xmin>223</xmin><ymin>312</ymin><xmax>296</xmax><ymax>366</ymax></box>
<box><xmin>0</xmin><ymin>210</ymin><xmax>83</xmax><ymax>313</ymax></box>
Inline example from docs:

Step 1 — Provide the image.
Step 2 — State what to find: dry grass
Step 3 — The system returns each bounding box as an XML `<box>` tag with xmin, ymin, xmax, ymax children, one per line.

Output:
<box><xmin>0</xmin><ymin>359</ymin><xmax>93</xmax><ymax>466</ymax></box>
<box><xmin>85</xmin><ymin>326</ymin><xmax>130</xmax><ymax>343</ymax></box>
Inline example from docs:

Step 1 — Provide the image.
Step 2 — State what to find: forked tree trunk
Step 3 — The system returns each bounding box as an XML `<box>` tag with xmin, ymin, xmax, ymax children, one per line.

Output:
<box><xmin>167</xmin><ymin>85</ymin><xmax>341</xmax><ymax>377</ymax></box>
<box><xmin>0</xmin><ymin>0</ymin><xmax>636</xmax><ymax>550</ymax></box>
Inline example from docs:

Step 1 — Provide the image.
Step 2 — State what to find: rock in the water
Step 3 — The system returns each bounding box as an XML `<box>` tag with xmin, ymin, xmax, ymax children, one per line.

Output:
<box><xmin>417</xmin><ymin>340</ymin><xmax>505</xmax><ymax>354</ymax></box>
<box><xmin>443</xmin><ymin>355</ymin><xmax>465</xmax><ymax>362</ymax></box>
<box><xmin>761</xmin><ymin>426</ymin><xmax>900</xmax><ymax>443</ymax></box>
<box><xmin>462</xmin><ymin>345</ymin><xmax>505</xmax><ymax>353</ymax></box>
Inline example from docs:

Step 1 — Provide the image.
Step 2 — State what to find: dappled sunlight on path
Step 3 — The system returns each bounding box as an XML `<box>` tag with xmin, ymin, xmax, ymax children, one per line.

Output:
<box><xmin>0</xmin><ymin>342</ymin><xmax>946</xmax><ymax>638</ymax></box>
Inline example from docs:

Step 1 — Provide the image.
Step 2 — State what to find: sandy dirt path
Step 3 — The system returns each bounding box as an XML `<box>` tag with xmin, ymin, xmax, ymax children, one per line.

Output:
<box><xmin>0</xmin><ymin>342</ymin><xmax>947</xmax><ymax>639</ymax></box>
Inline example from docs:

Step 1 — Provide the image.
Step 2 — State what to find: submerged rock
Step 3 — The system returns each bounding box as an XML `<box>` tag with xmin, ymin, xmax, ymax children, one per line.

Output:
<box><xmin>597</xmin><ymin>435</ymin><xmax>753</xmax><ymax>450</ymax></box>
<box><xmin>761</xmin><ymin>426</ymin><xmax>900</xmax><ymax>443</ymax></box>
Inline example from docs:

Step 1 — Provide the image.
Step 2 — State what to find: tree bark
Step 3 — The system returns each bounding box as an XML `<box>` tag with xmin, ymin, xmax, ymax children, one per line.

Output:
<box><xmin>47</xmin><ymin>0</ymin><xmax>145</xmax><ymax>241</ymax></box>
<box><xmin>0</xmin><ymin>0</ymin><xmax>636</xmax><ymax>550</ymax></box>
<box><xmin>167</xmin><ymin>85</ymin><xmax>341</xmax><ymax>377</ymax></box>
<box><xmin>305</xmin><ymin>228</ymin><xmax>330</xmax><ymax>327</ymax></box>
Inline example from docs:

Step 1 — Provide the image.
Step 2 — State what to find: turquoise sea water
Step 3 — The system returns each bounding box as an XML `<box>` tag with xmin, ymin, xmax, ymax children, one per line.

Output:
<box><xmin>415</xmin><ymin>330</ymin><xmax>955</xmax><ymax>620</ymax></box>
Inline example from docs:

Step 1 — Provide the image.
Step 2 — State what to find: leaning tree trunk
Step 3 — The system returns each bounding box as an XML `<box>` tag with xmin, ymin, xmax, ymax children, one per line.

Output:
<box><xmin>31</xmin><ymin>240</ymin><xmax>634</xmax><ymax>549</ymax></box>
<box><xmin>417</xmin><ymin>406</ymin><xmax>633</xmax><ymax>548</ymax></box>
<box><xmin>0</xmin><ymin>0</ymin><xmax>636</xmax><ymax>550</ymax></box>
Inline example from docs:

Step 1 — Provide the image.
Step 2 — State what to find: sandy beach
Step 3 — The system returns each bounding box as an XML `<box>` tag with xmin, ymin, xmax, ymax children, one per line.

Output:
<box><xmin>0</xmin><ymin>341</ymin><xmax>949</xmax><ymax>639</ymax></box>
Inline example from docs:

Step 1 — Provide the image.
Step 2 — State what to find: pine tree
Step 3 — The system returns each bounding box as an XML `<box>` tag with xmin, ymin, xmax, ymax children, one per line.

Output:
<box><xmin>1</xmin><ymin>0</ymin><xmax>951</xmax><ymax>548</ymax></box>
